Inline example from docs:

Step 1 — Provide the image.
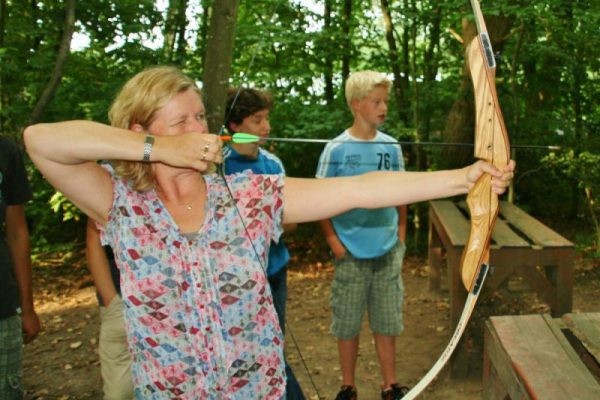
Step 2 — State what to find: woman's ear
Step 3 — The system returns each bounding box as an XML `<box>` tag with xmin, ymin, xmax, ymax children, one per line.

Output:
<box><xmin>130</xmin><ymin>123</ymin><xmax>144</xmax><ymax>133</ymax></box>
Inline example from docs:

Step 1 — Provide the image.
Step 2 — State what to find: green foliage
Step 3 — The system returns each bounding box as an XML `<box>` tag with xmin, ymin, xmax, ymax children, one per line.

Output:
<box><xmin>1</xmin><ymin>0</ymin><xmax>598</xmax><ymax>255</ymax></box>
<box><xmin>542</xmin><ymin>150</ymin><xmax>600</xmax><ymax>252</ymax></box>
<box><xmin>25</xmin><ymin>169</ymin><xmax>85</xmax><ymax>253</ymax></box>
<box><xmin>49</xmin><ymin>191</ymin><xmax>83</xmax><ymax>222</ymax></box>
<box><xmin>270</xmin><ymin>95</ymin><xmax>351</xmax><ymax>178</ymax></box>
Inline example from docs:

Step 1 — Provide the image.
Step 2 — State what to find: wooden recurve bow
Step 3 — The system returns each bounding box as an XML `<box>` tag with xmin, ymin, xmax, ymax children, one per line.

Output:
<box><xmin>402</xmin><ymin>1</ymin><xmax>510</xmax><ymax>398</ymax></box>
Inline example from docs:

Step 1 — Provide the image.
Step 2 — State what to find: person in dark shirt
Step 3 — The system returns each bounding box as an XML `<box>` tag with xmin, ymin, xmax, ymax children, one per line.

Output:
<box><xmin>0</xmin><ymin>136</ymin><xmax>40</xmax><ymax>399</ymax></box>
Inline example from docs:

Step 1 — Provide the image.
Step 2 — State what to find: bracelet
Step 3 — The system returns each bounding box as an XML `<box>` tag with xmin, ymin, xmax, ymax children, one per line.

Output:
<box><xmin>142</xmin><ymin>135</ymin><xmax>154</xmax><ymax>162</ymax></box>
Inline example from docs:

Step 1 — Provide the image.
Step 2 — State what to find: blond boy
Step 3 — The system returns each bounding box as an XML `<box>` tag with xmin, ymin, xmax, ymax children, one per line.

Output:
<box><xmin>316</xmin><ymin>71</ymin><xmax>409</xmax><ymax>400</ymax></box>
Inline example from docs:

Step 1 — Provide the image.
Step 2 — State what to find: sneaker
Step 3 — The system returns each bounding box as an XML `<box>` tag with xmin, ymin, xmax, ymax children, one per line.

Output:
<box><xmin>381</xmin><ymin>383</ymin><xmax>410</xmax><ymax>400</ymax></box>
<box><xmin>335</xmin><ymin>385</ymin><xmax>357</xmax><ymax>400</ymax></box>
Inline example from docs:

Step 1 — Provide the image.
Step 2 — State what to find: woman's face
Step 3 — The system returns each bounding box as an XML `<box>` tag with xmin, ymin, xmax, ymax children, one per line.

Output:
<box><xmin>149</xmin><ymin>88</ymin><xmax>208</xmax><ymax>136</ymax></box>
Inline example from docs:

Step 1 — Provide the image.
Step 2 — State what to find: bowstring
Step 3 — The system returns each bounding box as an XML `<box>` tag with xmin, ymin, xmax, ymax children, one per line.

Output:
<box><xmin>215</xmin><ymin>1</ymin><xmax>322</xmax><ymax>398</ymax></box>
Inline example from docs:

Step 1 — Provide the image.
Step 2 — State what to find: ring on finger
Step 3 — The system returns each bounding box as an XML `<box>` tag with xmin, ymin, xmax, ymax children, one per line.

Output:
<box><xmin>203</xmin><ymin>143</ymin><xmax>210</xmax><ymax>153</ymax></box>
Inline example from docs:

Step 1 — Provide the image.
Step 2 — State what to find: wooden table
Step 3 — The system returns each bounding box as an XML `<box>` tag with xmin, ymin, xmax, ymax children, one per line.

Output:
<box><xmin>428</xmin><ymin>200</ymin><xmax>575</xmax><ymax>377</ymax></box>
<box><xmin>484</xmin><ymin>313</ymin><xmax>600</xmax><ymax>399</ymax></box>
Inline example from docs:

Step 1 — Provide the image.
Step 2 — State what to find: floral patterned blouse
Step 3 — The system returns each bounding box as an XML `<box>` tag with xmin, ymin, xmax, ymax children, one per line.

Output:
<box><xmin>100</xmin><ymin>169</ymin><xmax>286</xmax><ymax>399</ymax></box>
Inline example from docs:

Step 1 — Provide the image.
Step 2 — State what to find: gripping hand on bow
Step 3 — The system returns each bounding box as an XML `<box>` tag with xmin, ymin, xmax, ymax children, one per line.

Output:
<box><xmin>464</xmin><ymin>159</ymin><xmax>516</xmax><ymax>195</ymax></box>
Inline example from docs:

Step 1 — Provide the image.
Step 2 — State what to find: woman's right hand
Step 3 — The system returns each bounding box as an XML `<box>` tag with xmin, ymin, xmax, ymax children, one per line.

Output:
<box><xmin>156</xmin><ymin>132</ymin><xmax>223</xmax><ymax>171</ymax></box>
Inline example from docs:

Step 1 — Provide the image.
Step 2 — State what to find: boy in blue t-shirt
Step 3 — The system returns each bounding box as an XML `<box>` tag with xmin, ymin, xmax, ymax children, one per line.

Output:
<box><xmin>223</xmin><ymin>87</ymin><xmax>305</xmax><ymax>400</ymax></box>
<box><xmin>316</xmin><ymin>71</ymin><xmax>409</xmax><ymax>400</ymax></box>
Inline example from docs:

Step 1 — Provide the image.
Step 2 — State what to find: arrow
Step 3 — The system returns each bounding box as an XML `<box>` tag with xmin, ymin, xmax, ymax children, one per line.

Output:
<box><xmin>220</xmin><ymin>132</ymin><xmax>560</xmax><ymax>150</ymax></box>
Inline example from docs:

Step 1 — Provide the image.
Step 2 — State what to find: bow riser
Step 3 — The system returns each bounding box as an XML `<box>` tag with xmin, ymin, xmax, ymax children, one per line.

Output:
<box><xmin>461</xmin><ymin>37</ymin><xmax>511</xmax><ymax>290</ymax></box>
<box><xmin>462</xmin><ymin>176</ymin><xmax>499</xmax><ymax>290</ymax></box>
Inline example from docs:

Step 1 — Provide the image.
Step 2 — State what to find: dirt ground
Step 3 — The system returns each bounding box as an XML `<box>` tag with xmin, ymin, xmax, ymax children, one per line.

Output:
<box><xmin>22</xmin><ymin>225</ymin><xmax>600</xmax><ymax>400</ymax></box>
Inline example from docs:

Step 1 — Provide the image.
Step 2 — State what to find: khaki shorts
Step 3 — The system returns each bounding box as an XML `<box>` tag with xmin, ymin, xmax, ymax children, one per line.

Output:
<box><xmin>99</xmin><ymin>295</ymin><xmax>134</xmax><ymax>400</ymax></box>
<box><xmin>330</xmin><ymin>241</ymin><xmax>406</xmax><ymax>339</ymax></box>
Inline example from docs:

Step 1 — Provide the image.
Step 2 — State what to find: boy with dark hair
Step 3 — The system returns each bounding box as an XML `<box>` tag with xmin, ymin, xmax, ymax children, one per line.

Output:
<box><xmin>224</xmin><ymin>87</ymin><xmax>305</xmax><ymax>400</ymax></box>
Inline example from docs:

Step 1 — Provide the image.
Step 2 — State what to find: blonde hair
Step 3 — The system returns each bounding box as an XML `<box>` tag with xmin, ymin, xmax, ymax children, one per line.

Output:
<box><xmin>345</xmin><ymin>70</ymin><xmax>391</xmax><ymax>108</ymax></box>
<box><xmin>108</xmin><ymin>66</ymin><xmax>201</xmax><ymax>191</ymax></box>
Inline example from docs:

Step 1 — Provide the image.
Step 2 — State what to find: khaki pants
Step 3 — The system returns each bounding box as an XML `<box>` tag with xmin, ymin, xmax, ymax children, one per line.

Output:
<box><xmin>99</xmin><ymin>296</ymin><xmax>134</xmax><ymax>400</ymax></box>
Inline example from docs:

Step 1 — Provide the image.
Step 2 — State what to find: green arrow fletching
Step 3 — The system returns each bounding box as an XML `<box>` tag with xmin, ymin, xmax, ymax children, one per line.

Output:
<box><xmin>232</xmin><ymin>132</ymin><xmax>260</xmax><ymax>144</ymax></box>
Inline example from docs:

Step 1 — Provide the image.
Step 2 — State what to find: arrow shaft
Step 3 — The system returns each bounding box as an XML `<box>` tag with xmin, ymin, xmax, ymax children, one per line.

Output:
<box><xmin>221</xmin><ymin>135</ymin><xmax>559</xmax><ymax>150</ymax></box>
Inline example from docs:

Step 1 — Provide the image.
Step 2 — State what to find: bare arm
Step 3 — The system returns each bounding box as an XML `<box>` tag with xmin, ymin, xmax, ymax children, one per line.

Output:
<box><xmin>397</xmin><ymin>205</ymin><xmax>407</xmax><ymax>243</ymax></box>
<box><xmin>5</xmin><ymin>204</ymin><xmax>40</xmax><ymax>343</ymax></box>
<box><xmin>318</xmin><ymin>219</ymin><xmax>346</xmax><ymax>260</ymax></box>
<box><xmin>23</xmin><ymin>121</ymin><xmax>221</xmax><ymax>224</ymax></box>
<box><xmin>283</xmin><ymin>160</ymin><xmax>515</xmax><ymax>224</ymax></box>
<box><xmin>86</xmin><ymin>219</ymin><xmax>118</xmax><ymax>306</ymax></box>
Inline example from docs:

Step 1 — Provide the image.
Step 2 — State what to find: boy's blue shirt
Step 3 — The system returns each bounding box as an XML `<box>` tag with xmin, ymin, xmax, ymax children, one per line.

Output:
<box><xmin>223</xmin><ymin>146</ymin><xmax>290</xmax><ymax>276</ymax></box>
<box><xmin>316</xmin><ymin>130</ymin><xmax>405</xmax><ymax>259</ymax></box>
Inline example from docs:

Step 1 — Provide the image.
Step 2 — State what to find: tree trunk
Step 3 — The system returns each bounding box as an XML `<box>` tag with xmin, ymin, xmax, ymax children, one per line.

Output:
<box><xmin>0</xmin><ymin>0</ymin><xmax>6</xmax><ymax>133</ymax></box>
<box><xmin>441</xmin><ymin>15</ymin><xmax>513</xmax><ymax>169</ymax></box>
<box><xmin>163</xmin><ymin>0</ymin><xmax>188</xmax><ymax>64</ymax></box>
<box><xmin>341</xmin><ymin>0</ymin><xmax>352</xmax><ymax>89</ymax></box>
<box><xmin>174</xmin><ymin>0</ymin><xmax>189</xmax><ymax>63</ymax></box>
<box><xmin>323</xmin><ymin>0</ymin><xmax>334</xmax><ymax>105</ymax></box>
<box><xmin>28</xmin><ymin>0</ymin><xmax>75</xmax><ymax>125</ymax></box>
<box><xmin>422</xmin><ymin>4</ymin><xmax>442</xmax><ymax>142</ymax></box>
<box><xmin>202</xmin><ymin>0</ymin><xmax>239</xmax><ymax>133</ymax></box>
<box><xmin>198</xmin><ymin>0</ymin><xmax>211</xmax><ymax>66</ymax></box>
<box><xmin>417</xmin><ymin>4</ymin><xmax>442</xmax><ymax>171</ymax></box>
<box><xmin>0</xmin><ymin>0</ymin><xmax>5</xmax><ymax>47</ymax></box>
<box><xmin>380</xmin><ymin>0</ymin><xmax>409</xmax><ymax>127</ymax></box>
<box><xmin>400</xmin><ymin>0</ymin><xmax>410</xmax><ymax>115</ymax></box>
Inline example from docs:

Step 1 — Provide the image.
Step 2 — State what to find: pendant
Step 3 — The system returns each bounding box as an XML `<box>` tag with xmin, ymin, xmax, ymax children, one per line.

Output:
<box><xmin>186</xmin><ymin>204</ymin><xmax>192</xmax><ymax>211</ymax></box>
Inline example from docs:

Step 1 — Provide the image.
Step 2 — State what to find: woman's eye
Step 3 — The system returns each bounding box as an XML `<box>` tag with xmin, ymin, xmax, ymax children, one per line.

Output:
<box><xmin>169</xmin><ymin>119</ymin><xmax>185</xmax><ymax>127</ymax></box>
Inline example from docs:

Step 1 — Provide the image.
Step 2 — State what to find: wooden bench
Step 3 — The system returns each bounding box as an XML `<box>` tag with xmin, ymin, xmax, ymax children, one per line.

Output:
<box><xmin>427</xmin><ymin>200</ymin><xmax>575</xmax><ymax>377</ymax></box>
<box><xmin>484</xmin><ymin>313</ymin><xmax>600</xmax><ymax>399</ymax></box>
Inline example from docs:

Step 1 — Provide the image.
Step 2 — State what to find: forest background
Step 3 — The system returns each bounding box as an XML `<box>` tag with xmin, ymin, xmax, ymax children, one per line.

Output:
<box><xmin>0</xmin><ymin>0</ymin><xmax>598</xmax><ymax>261</ymax></box>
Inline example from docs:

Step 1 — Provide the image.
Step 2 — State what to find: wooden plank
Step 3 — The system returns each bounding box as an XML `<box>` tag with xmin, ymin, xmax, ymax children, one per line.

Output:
<box><xmin>491</xmin><ymin>218</ymin><xmax>530</xmax><ymax>247</ymax></box>
<box><xmin>428</xmin><ymin>215</ymin><xmax>443</xmax><ymax>291</ymax></box>
<box><xmin>563</xmin><ymin>313</ymin><xmax>600</xmax><ymax>364</ymax></box>
<box><xmin>542</xmin><ymin>314</ymin><xmax>594</xmax><ymax>377</ymax></box>
<box><xmin>456</xmin><ymin>201</ymin><xmax>531</xmax><ymax>247</ymax></box>
<box><xmin>484</xmin><ymin>318</ymin><xmax>531</xmax><ymax>399</ymax></box>
<box><xmin>429</xmin><ymin>200</ymin><xmax>470</xmax><ymax>246</ymax></box>
<box><xmin>483</xmin><ymin>325</ymin><xmax>512</xmax><ymax>400</ymax></box>
<box><xmin>500</xmin><ymin>202</ymin><xmax>574</xmax><ymax>247</ymax></box>
<box><xmin>488</xmin><ymin>315</ymin><xmax>600</xmax><ymax>399</ymax></box>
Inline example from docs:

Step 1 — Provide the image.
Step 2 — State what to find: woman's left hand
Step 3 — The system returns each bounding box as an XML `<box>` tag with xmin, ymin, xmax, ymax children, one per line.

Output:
<box><xmin>465</xmin><ymin>159</ymin><xmax>516</xmax><ymax>195</ymax></box>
